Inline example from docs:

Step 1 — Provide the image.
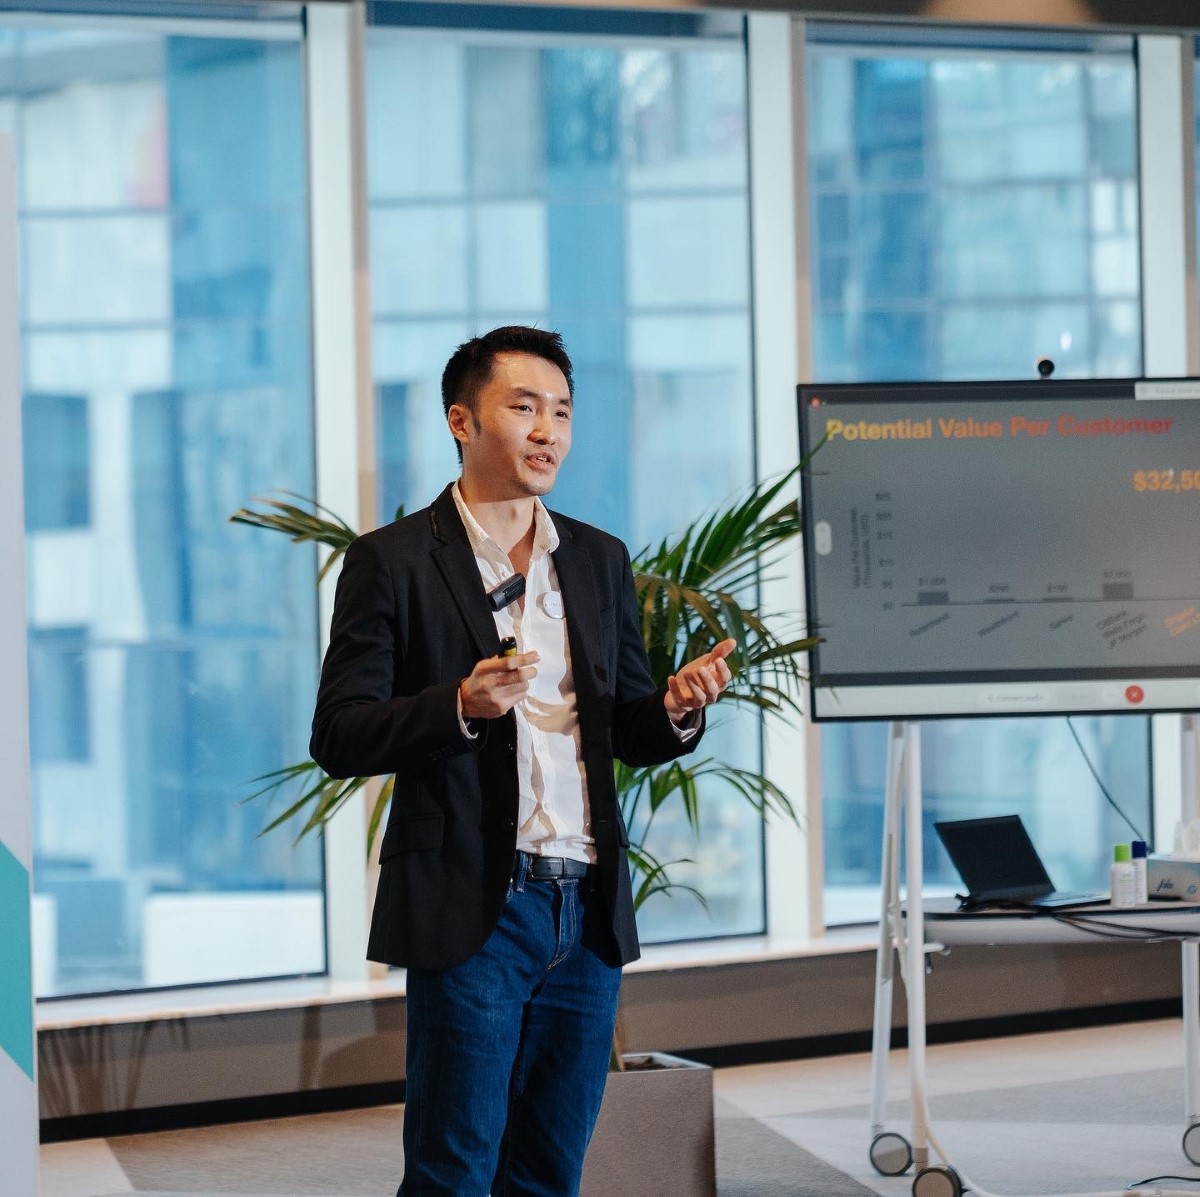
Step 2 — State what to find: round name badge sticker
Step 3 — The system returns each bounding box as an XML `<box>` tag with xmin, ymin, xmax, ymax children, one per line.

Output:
<box><xmin>540</xmin><ymin>592</ymin><xmax>564</xmax><ymax>619</ymax></box>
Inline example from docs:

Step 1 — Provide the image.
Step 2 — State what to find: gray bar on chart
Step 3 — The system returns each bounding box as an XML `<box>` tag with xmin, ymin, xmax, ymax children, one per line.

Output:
<box><xmin>1102</xmin><ymin>583</ymin><xmax>1135</xmax><ymax>600</ymax></box>
<box><xmin>918</xmin><ymin>591</ymin><xmax>950</xmax><ymax>605</ymax></box>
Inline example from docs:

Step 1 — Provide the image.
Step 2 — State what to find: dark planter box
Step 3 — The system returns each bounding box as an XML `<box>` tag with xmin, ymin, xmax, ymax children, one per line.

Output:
<box><xmin>580</xmin><ymin>1052</ymin><xmax>715</xmax><ymax>1197</ymax></box>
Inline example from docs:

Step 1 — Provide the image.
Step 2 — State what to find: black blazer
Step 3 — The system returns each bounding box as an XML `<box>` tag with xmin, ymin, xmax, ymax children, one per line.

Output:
<box><xmin>310</xmin><ymin>484</ymin><xmax>702</xmax><ymax>971</ymax></box>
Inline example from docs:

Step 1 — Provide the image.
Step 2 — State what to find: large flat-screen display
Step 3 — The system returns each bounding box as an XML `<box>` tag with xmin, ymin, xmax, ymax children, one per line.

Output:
<box><xmin>797</xmin><ymin>378</ymin><xmax>1200</xmax><ymax>721</ymax></box>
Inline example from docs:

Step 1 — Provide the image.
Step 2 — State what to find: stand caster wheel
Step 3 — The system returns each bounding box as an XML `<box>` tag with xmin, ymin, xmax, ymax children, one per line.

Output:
<box><xmin>912</xmin><ymin>1164</ymin><xmax>964</xmax><ymax>1197</ymax></box>
<box><xmin>870</xmin><ymin>1131</ymin><xmax>913</xmax><ymax>1176</ymax></box>
<box><xmin>1184</xmin><ymin>1121</ymin><xmax>1200</xmax><ymax>1165</ymax></box>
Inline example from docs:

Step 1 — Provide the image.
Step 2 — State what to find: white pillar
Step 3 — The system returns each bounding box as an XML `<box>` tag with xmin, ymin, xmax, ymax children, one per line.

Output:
<box><xmin>0</xmin><ymin>133</ymin><xmax>37</xmax><ymax>1197</ymax></box>
<box><xmin>749</xmin><ymin>13</ymin><xmax>823</xmax><ymax>938</ymax></box>
<box><xmin>305</xmin><ymin>1</ymin><xmax>378</xmax><ymax>980</ymax></box>
<box><xmin>1138</xmin><ymin>34</ymin><xmax>1200</xmax><ymax>849</ymax></box>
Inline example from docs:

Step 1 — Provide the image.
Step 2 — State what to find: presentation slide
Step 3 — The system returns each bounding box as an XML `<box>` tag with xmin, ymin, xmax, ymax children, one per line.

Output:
<box><xmin>798</xmin><ymin>379</ymin><xmax>1200</xmax><ymax>720</ymax></box>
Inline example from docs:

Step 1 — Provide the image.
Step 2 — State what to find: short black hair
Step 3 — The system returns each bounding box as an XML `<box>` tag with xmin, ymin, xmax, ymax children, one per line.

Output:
<box><xmin>441</xmin><ymin>326</ymin><xmax>574</xmax><ymax>461</ymax></box>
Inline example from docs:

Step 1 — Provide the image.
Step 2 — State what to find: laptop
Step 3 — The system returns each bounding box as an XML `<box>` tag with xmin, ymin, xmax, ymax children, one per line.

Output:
<box><xmin>933</xmin><ymin>814</ymin><xmax>1109</xmax><ymax>910</ymax></box>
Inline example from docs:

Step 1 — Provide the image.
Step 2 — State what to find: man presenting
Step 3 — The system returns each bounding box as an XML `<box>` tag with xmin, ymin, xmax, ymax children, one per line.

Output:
<box><xmin>310</xmin><ymin>326</ymin><xmax>733</xmax><ymax>1196</ymax></box>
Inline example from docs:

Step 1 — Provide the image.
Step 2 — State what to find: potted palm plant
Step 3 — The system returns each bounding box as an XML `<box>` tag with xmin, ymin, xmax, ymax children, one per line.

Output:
<box><xmin>231</xmin><ymin>467</ymin><xmax>817</xmax><ymax>1196</ymax></box>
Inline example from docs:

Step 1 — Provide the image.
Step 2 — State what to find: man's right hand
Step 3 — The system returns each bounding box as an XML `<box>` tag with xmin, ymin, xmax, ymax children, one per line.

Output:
<box><xmin>459</xmin><ymin>651</ymin><xmax>539</xmax><ymax>719</ymax></box>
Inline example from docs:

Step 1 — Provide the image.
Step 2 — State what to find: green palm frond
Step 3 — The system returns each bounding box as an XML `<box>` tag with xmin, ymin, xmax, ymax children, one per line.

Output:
<box><xmin>230</xmin><ymin>493</ymin><xmax>361</xmax><ymax>582</ymax></box>
<box><xmin>632</xmin><ymin>465</ymin><xmax>822</xmax><ymax>723</ymax></box>
<box><xmin>626</xmin><ymin>843</ymin><xmax>706</xmax><ymax>911</ymax></box>
<box><xmin>367</xmin><ymin>775</ymin><xmax>395</xmax><ymax>858</ymax></box>
<box><xmin>617</xmin><ymin>753</ymin><xmax>800</xmax><ymax>913</ymax></box>
<box><xmin>243</xmin><ymin>760</ymin><xmax>372</xmax><ymax>844</ymax></box>
<box><xmin>242</xmin><ymin>760</ymin><xmax>393</xmax><ymax>861</ymax></box>
<box><xmin>619</xmin><ymin>756</ymin><xmax>797</xmax><ymax>840</ymax></box>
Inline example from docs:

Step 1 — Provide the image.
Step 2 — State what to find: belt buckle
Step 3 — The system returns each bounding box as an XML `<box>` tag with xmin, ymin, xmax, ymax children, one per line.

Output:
<box><xmin>536</xmin><ymin>855</ymin><xmax>565</xmax><ymax>879</ymax></box>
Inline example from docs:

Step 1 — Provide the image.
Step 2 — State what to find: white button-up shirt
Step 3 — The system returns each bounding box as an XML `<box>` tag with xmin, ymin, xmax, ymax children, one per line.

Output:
<box><xmin>452</xmin><ymin>482</ymin><xmax>596</xmax><ymax>863</ymax></box>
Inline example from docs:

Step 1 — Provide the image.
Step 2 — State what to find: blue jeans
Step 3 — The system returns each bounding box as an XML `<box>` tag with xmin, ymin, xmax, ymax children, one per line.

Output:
<box><xmin>398</xmin><ymin>854</ymin><xmax>623</xmax><ymax>1197</ymax></box>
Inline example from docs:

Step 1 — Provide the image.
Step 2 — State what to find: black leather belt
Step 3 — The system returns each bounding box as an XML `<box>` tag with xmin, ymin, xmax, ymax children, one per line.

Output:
<box><xmin>517</xmin><ymin>850</ymin><xmax>590</xmax><ymax>880</ymax></box>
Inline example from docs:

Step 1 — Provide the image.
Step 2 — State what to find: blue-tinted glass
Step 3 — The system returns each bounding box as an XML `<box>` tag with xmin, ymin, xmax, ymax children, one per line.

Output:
<box><xmin>938</xmin><ymin>184</ymin><xmax>1088</xmax><ymax>298</ymax></box>
<box><xmin>469</xmin><ymin>45</ymin><xmax>545</xmax><ymax>198</ymax></box>
<box><xmin>933</xmin><ymin>59</ymin><xmax>1086</xmax><ymax>183</ymax></box>
<box><xmin>370</xmin><ymin>205</ymin><xmax>470</xmax><ymax>316</ymax></box>
<box><xmin>367</xmin><ymin>39</ymin><xmax>468</xmax><ymax>202</ymax></box>
<box><xmin>622</xmin><ymin>48</ymin><xmax>747</xmax><ymax>192</ymax></box>
<box><xmin>547</xmin><ymin>200</ymin><xmax>626</xmax><ymax>312</ymax></box>
<box><xmin>807</xmin><ymin>55</ymin><xmax>854</xmax><ymax>187</ymax></box>
<box><xmin>27</xmin><ymin>629</ymin><xmax>89</xmax><ymax>764</ymax></box>
<box><xmin>378</xmin><ymin>381</ymin><xmax>410</xmax><ymax>524</ymax></box>
<box><xmin>861</xmin><ymin>190</ymin><xmax>930</xmax><ymax>300</ymax></box>
<box><xmin>166</xmin><ymin>39</ymin><xmax>305</xmax><ymax>206</ymax></box>
<box><xmin>366</xmin><ymin>22</ymin><xmax>760</xmax><ymax>941</ymax></box>
<box><xmin>810</xmin><ymin>39</ymin><xmax>1139</xmax><ymax>385</ymax></box>
<box><xmin>17</xmin><ymin>24</ymin><xmax>321</xmax><ymax>995</ymax></box>
<box><xmin>862</xmin><ymin>310</ymin><xmax>927</xmax><ymax>379</ymax></box>
<box><xmin>18</xmin><ymin>33</ymin><xmax>165</xmax><ymax>211</ymax></box>
<box><xmin>627</xmin><ymin>196</ymin><xmax>749</xmax><ymax>309</ymax></box>
<box><xmin>171</xmin><ymin>208</ymin><xmax>310</xmax><ymax>329</ymax></box>
<box><xmin>817</xmin><ymin>192</ymin><xmax>850</xmax><ymax>243</ymax></box>
<box><xmin>824</xmin><ymin>717</ymin><xmax>1151</xmax><ymax>918</ymax></box>
<box><xmin>854</xmin><ymin>58</ymin><xmax>927</xmax><ymax>183</ymax></box>
<box><xmin>807</xmin><ymin>34</ymin><xmax>1148</xmax><ymax>926</ymax></box>
<box><xmin>939</xmin><ymin>301</ymin><xmax>1091</xmax><ymax>379</ymax></box>
<box><xmin>22</xmin><ymin>393</ymin><xmax>88</xmax><ymax>531</ymax></box>
<box><xmin>544</xmin><ymin>48</ymin><xmax>621</xmax><ymax>179</ymax></box>
<box><xmin>25</xmin><ymin>215</ymin><xmax>170</xmax><ymax>325</ymax></box>
<box><xmin>817</xmin><ymin>251</ymin><xmax>849</xmax><ymax>308</ymax></box>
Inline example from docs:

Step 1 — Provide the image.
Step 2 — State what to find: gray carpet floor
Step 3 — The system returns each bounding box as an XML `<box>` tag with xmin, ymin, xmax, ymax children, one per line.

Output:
<box><xmin>714</xmin><ymin>1110</ymin><xmax>878</xmax><ymax>1197</ymax></box>
<box><xmin>49</xmin><ymin>1103</ymin><xmax>873</xmax><ymax>1197</ymax></box>
<box><xmin>91</xmin><ymin>1104</ymin><xmax>852</xmax><ymax>1197</ymax></box>
<box><xmin>41</xmin><ymin>1025</ymin><xmax>1200</xmax><ymax>1197</ymax></box>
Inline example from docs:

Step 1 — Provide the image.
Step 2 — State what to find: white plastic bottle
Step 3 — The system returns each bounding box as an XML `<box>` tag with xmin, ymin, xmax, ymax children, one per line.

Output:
<box><xmin>1130</xmin><ymin>839</ymin><xmax>1148</xmax><ymax>905</ymax></box>
<box><xmin>1110</xmin><ymin>844</ymin><xmax>1136</xmax><ymax>908</ymax></box>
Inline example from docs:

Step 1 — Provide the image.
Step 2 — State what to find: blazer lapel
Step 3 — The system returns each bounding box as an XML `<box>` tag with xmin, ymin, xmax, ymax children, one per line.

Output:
<box><xmin>550</xmin><ymin>516</ymin><xmax>603</xmax><ymax>698</ymax></box>
<box><xmin>430</xmin><ymin>485</ymin><xmax>501</xmax><ymax>658</ymax></box>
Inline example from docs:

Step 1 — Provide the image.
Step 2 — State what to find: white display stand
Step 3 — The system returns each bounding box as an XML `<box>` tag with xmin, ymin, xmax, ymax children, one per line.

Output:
<box><xmin>0</xmin><ymin>135</ymin><xmax>37</xmax><ymax>1196</ymax></box>
<box><xmin>870</xmin><ymin>720</ymin><xmax>1200</xmax><ymax>1197</ymax></box>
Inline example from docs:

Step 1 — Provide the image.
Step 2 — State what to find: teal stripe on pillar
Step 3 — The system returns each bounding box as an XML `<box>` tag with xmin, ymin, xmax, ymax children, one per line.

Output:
<box><xmin>0</xmin><ymin>840</ymin><xmax>33</xmax><ymax>1080</ymax></box>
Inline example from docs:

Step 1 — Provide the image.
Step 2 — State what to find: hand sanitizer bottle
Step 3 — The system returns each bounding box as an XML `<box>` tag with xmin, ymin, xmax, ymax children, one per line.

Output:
<box><xmin>1111</xmin><ymin>844</ymin><xmax>1136</xmax><ymax>908</ymax></box>
<box><xmin>1130</xmin><ymin>840</ymin><xmax>1148</xmax><ymax>905</ymax></box>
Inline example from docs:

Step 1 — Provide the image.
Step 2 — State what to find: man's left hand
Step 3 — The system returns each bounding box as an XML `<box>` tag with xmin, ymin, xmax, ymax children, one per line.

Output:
<box><xmin>665</xmin><ymin>638</ymin><xmax>737</xmax><ymax>724</ymax></box>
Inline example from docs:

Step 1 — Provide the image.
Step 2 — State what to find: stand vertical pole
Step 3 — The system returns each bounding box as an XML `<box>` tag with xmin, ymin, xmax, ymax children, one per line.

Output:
<box><xmin>869</xmin><ymin>723</ymin><xmax>907</xmax><ymax>1136</ymax></box>
<box><xmin>901</xmin><ymin>723</ymin><xmax>930</xmax><ymax>1172</ymax></box>
<box><xmin>1182</xmin><ymin>714</ymin><xmax>1200</xmax><ymax>1130</ymax></box>
<box><xmin>0</xmin><ymin>133</ymin><xmax>37</xmax><ymax>1197</ymax></box>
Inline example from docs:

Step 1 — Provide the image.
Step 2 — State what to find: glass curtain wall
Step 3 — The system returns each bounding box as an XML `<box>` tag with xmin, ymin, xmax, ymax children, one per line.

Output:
<box><xmin>364</xmin><ymin>4</ymin><xmax>763</xmax><ymax>941</ymax></box>
<box><xmin>806</xmin><ymin>27</ymin><xmax>1151</xmax><ymax>923</ymax></box>
<box><xmin>13</xmin><ymin>14</ymin><xmax>322</xmax><ymax>996</ymax></box>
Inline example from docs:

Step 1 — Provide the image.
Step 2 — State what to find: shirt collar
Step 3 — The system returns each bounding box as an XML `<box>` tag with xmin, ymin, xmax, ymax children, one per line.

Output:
<box><xmin>451</xmin><ymin>480</ymin><xmax>560</xmax><ymax>560</ymax></box>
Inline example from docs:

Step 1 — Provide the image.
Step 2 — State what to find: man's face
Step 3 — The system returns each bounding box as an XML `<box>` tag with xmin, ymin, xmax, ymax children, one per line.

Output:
<box><xmin>450</xmin><ymin>351</ymin><xmax>573</xmax><ymax>499</ymax></box>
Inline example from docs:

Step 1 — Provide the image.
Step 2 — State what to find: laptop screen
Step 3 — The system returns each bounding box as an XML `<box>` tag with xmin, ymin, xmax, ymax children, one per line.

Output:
<box><xmin>934</xmin><ymin>815</ymin><xmax>1054</xmax><ymax>899</ymax></box>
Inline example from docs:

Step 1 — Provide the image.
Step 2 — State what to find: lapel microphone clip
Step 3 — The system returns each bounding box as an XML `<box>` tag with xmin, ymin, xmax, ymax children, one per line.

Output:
<box><xmin>486</xmin><ymin>573</ymin><xmax>526</xmax><ymax>612</ymax></box>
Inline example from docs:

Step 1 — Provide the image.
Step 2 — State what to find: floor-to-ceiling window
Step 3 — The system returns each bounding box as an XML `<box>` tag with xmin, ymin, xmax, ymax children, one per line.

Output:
<box><xmin>364</xmin><ymin>4</ymin><xmax>763</xmax><ymax>941</ymax></box>
<box><xmin>14</xmin><ymin>14</ymin><xmax>322</xmax><ymax>995</ymax></box>
<box><xmin>806</xmin><ymin>26</ymin><xmax>1151</xmax><ymax>922</ymax></box>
